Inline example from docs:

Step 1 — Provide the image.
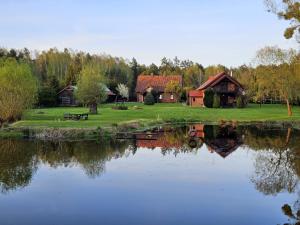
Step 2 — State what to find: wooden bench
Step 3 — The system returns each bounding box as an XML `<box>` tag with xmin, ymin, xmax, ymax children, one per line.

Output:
<box><xmin>64</xmin><ymin>113</ymin><xmax>89</xmax><ymax>121</ymax></box>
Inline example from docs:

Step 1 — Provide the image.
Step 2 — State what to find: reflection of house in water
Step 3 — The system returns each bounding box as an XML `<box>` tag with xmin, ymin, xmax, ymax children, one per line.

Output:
<box><xmin>118</xmin><ymin>124</ymin><xmax>244</xmax><ymax>158</ymax></box>
<box><xmin>206</xmin><ymin>139</ymin><xmax>241</xmax><ymax>158</ymax></box>
<box><xmin>189</xmin><ymin>124</ymin><xmax>243</xmax><ymax>158</ymax></box>
<box><xmin>135</xmin><ymin>131</ymin><xmax>183</xmax><ymax>149</ymax></box>
<box><xmin>189</xmin><ymin>124</ymin><xmax>205</xmax><ymax>138</ymax></box>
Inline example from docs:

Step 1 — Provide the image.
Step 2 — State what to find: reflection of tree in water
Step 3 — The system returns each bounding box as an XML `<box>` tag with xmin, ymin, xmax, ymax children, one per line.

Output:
<box><xmin>0</xmin><ymin>140</ymin><xmax>38</xmax><ymax>194</ymax></box>
<box><xmin>0</xmin><ymin>138</ymin><xmax>132</xmax><ymax>193</ymax></box>
<box><xmin>247</xmin><ymin>126</ymin><xmax>300</xmax><ymax>224</ymax></box>
<box><xmin>37</xmin><ymin>139</ymin><xmax>131</xmax><ymax>178</ymax></box>
<box><xmin>251</xmin><ymin>149</ymin><xmax>298</xmax><ymax>195</ymax></box>
<box><xmin>160</xmin><ymin>126</ymin><xmax>200</xmax><ymax>156</ymax></box>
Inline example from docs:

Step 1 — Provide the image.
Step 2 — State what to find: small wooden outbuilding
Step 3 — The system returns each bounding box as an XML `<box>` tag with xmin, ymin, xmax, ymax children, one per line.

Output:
<box><xmin>57</xmin><ymin>84</ymin><xmax>116</xmax><ymax>106</ymax></box>
<box><xmin>188</xmin><ymin>72</ymin><xmax>244</xmax><ymax>107</ymax></box>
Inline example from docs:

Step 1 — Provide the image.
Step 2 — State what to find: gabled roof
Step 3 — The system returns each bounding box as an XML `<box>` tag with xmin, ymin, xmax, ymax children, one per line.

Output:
<box><xmin>104</xmin><ymin>86</ymin><xmax>116</xmax><ymax>96</ymax></box>
<box><xmin>206</xmin><ymin>141</ymin><xmax>240</xmax><ymax>158</ymax></box>
<box><xmin>197</xmin><ymin>72</ymin><xmax>243</xmax><ymax>90</ymax></box>
<box><xmin>136</xmin><ymin>75</ymin><xmax>182</xmax><ymax>93</ymax></box>
<box><xmin>57</xmin><ymin>84</ymin><xmax>77</xmax><ymax>95</ymax></box>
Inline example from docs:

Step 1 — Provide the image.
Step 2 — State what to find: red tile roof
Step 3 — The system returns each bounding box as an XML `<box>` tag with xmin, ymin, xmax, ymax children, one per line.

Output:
<box><xmin>136</xmin><ymin>132</ymin><xmax>183</xmax><ymax>149</ymax></box>
<box><xmin>189</xmin><ymin>90</ymin><xmax>204</xmax><ymax>97</ymax></box>
<box><xmin>197</xmin><ymin>72</ymin><xmax>243</xmax><ymax>90</ymax></box>
<box><xmin>136</xmin><ymin>75</ymin><xmax>182</xmax><ymax>93</ymax></box>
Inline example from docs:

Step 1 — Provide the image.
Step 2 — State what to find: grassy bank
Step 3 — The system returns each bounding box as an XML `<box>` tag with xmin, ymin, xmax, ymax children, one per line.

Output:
<box><xmin>0</xmin><ymin>103</ymin><xmax>298</xmax><ymax>140</ymax></box>
<box><xmin>11</xmin><ymin>103</ymin><xmax>300</xmax><ymax>129</ymax></box>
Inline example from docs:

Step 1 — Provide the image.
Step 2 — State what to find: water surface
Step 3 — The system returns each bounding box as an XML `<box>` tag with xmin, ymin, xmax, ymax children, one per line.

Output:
<box><xmin>0</xmin><ymin>124</ymin><xmax>300</xmax><ymax>225</ymax></box>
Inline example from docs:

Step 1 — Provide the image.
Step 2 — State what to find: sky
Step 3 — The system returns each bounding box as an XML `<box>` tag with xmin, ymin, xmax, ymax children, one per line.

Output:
<box><xmin>0</xmin><ymin>0</ymin><xmax>299</xmax><ymax>67</ymax></box>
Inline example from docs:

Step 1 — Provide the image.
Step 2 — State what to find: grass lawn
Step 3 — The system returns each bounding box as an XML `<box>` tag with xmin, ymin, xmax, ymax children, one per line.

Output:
<box><xmin>11</xmin><ymin>103</ymin><xmax>300</xmax><ymax>129</ymax></box>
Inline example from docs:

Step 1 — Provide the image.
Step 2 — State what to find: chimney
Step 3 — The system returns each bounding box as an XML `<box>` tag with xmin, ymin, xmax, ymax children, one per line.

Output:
<box><xmin>230</xmin><ymin>70</ymin><xmax>233</xmax><ymax>77</ymax></box>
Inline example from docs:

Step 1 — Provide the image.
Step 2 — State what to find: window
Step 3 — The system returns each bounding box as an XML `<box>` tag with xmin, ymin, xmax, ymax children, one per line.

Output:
<box><xmin>193</xmin><ymin>97</ymin><xmax>195</xmax><ymax>102</ymax></box>
<box><xmin>159</xmin><ymin>94</ymin><xmax>162</xmax><ymax>100</ymax></box>
<box><xmin>228</xmin><ymin>83</ymin><xmax>236</xmax><ymax>92</ymax></box>
<box><xmin>170</xmin><ymin>94</ymin><xmax>174</xmax><ymax>100</ymax></box>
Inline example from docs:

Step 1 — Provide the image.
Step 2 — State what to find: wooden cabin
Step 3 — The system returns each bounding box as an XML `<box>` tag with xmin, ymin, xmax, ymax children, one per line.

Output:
<box><xmin>135</xmin><ymin>75</ymin><xmax>182</xmax><ymax>103</ymax></box>
<box><xmin>58</xmin><ymin>84</ymin><xmax>116</xmax><ymax>106</ymax></box>
<box><xmin>188</xmin><ymin>72</ymin><xmax>244</xmax><ymax>107</ymax></box>
<box><xmin>57</xmin><ymin>85</ymin><xmax>77</xmax><ymax>106</ymax></box>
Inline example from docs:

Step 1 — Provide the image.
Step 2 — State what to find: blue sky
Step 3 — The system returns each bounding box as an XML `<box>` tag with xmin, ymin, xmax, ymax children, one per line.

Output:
<box><xmin>0</xmin><ymin>0</ymin><xmax>298</xmax><ymax>67</ymax></box>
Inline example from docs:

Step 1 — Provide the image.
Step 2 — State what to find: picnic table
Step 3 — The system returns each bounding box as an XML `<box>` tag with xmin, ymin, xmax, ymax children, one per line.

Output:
<box><xmin>64</xmin><ymin>113</ymin><xmax>89</xmax><ymax>121</ymax></box>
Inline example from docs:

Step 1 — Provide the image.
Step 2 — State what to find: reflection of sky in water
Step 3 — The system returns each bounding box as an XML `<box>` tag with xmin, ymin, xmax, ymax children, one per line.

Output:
<box><xmin>0</xmin><ymin>143</ymin><xmax>297</xmax><ymax>225</ymax></box>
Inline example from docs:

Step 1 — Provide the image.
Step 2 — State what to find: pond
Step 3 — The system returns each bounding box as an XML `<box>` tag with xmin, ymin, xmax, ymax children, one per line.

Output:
<box><xmin>0</xmin><ymin>124</ymin><xmax>300</xmax><ymax>225</ymax></box>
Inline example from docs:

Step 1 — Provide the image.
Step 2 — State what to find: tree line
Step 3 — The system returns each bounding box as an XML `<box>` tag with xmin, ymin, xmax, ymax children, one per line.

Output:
<box><xmin>0</xmin><ymin>45</ymin><xmax>299</xmax><ymax>123</ymax></box>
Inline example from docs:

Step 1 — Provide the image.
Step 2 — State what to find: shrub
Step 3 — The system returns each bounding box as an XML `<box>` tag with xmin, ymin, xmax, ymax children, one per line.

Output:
<box><xmin>204</xmin><ymin>89</ymin><xmax>214</xmax><ymax>108</ymax></box>
<box><xmin>144</xmin><ymin>92</ymin><xmax>155</xmax><ymax>105</ymax></box>
<box><xmin>237</xmin><ymin>95</ymin><xmax>244</xmax><ymax>108</ymax></box>
<box><xmin>213</xmin><ymin>93</ymin><xmax>220</xmax><ymax>108</ymax></box>
<box><xmin>149</xmin><ymin>90</ymin><xmax>161</xmax><ymax>103</ymax></box>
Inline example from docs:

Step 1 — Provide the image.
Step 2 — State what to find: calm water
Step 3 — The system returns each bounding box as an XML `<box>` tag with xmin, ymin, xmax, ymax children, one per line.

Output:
<box><xmin>0</xmin><ymin>124</ymin><xmax>300</xmax><ymax>225</ymax></box>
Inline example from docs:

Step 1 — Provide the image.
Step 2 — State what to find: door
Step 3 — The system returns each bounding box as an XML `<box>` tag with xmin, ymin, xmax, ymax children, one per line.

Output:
<box><xmin>220</xmin><ymin>94</ymin><xmax>228</xmax><ymax>107</ymax></box>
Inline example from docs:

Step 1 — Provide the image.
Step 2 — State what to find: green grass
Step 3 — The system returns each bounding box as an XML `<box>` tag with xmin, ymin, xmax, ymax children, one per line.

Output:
<box><xmin>11</xmin><ymin>103</ymin><xmax>300</xmax><ymax>129</ymax></box>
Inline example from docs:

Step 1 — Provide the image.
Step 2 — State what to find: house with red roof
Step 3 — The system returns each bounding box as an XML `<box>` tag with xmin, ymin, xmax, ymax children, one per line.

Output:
<box><xmin>188</xmin><ymin>72</ymin><xmax>244</xmax><ymax>107</ymax></box>
<box><xmin>136</xmin><ymin>75</ymin><xmax>182</xmax><ymax>103</ymax></box>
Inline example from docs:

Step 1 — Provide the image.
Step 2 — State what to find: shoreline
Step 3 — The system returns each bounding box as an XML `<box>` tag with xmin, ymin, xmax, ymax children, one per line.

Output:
<box><xmin>1</xmin><ymin>119</ymin><xmax>299</xmax><ymax>140</ymax></box>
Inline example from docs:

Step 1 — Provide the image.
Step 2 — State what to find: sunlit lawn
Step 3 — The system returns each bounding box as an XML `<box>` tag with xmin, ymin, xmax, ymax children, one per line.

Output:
<box><xmin>12</xmin><ymin>103</ymin><xmax>300</xmax><ymax>128</ymax></box>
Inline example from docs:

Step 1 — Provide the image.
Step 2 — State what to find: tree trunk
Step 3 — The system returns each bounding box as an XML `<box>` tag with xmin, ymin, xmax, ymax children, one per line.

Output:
<box><xmin>286</xmin><ymin>99</ymin><xmax>292</xmax><ymax>117</ymax></box>
<box><xmin>285</xmin><ymin>127</ymin><xmax>292</xmax><ymax>146</ymax></box>
<box><xmin>89</xmin><ymin>103</ymin><xmax>98</xmax><ymax>114</ymax></box>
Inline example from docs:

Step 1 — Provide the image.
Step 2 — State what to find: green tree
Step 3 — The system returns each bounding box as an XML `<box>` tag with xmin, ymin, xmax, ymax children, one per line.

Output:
<box><xmin>165</xmin><ymin>80</ymin><xmax>182</xmax><ymax>102</ymax></box>
<box><xmin>265</xmin><ymin>0</ymin><xmax>300</xmax><ymax>41</ymax></box>
<box><xmin>213</xmin><ymin>93</ymin><xmax>220</xmax><ymax>108</ymax></box>
<box><xmin>76</xmin><ymin>64</ymin><xmax>107</xmax><ymax>114</ymax></box>
<box><xmin>144</xmin><ymin>92</ymin><xmax>155</xmax><ymax>105</ymax></box>
<box><xmin>254</xmin><ymin>46</ymin><xmax>300</xmax><ymax>116</ymax></box>
<box><xmin>37</xmin><ymin>75</ymin><xmax>60</xmax><ymax>107</ymax></box>
<box><xmin>203</xmin><ymin>88</ymin><xmax>214</xmax><ymax>108</ymax></box>
<box><xmin>183</xmin><ymin>64</ymin><xmax>204</xmax><ymax>88</ymax></box>
<box><xmin>142</xmin><ymin>63</ymin><xmax>159</xmax><ymax>75</ymax></box>
<box><xmin>237</xmin><ymin>96</ymin><xmax>244</xmax><ymax>108</ymax></box>
<box><xmin>204</xmin><ymin>65</ymin><xmax>228</xmax><ymax>81</ymax></box>
<box><xmin>0</xmin><ymin>58</ymin><xmax>37</xmax><ymax>126</ymax></box>
<box><xmin>129</xmin><ymin>58</ymin><xmax>139</xmax><ymax>100</ymax></box>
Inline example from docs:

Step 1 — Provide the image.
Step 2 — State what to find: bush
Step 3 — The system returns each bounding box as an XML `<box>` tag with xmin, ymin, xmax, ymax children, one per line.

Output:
<box><xmin>204</xmin><ymin>89</ymin><xmax>214</xmax><ymax>108</ymax></box>
<box><xmin>237</xmin><ymin>95</ymin><xmax>244</xmax><ymax>108</ymax></box>
<box><xmin>213</xmin><ymin>93</ymin><xmax>220</xmax><ymax>108</ymax></box>
<box><xmin>144</xmin><ymin>92</ymin><xmax>155</xmax><ymax>105</ymax></box>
